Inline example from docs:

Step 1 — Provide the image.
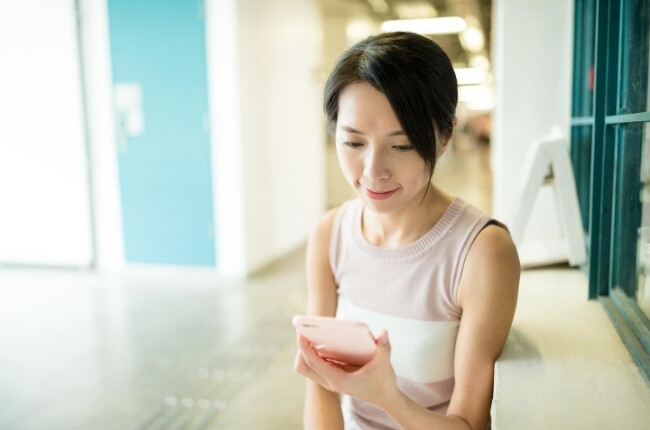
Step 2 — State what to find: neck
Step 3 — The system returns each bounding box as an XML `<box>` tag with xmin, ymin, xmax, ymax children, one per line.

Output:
<box><xmin>361</xmin><ymin>186</ymin><xmax>452</xmax><ymax>247</ymax></box>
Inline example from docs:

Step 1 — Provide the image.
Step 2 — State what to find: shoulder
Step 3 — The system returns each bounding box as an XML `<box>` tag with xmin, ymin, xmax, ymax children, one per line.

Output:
<box><xmin>308</xmin><ymin>207</ymin><xmax>340</xmax><ymax>247</ymax></box>
<box><xmin>306</xmin><ymin>204</ymin><xmax>344</xmax><ymax>274</ymax></box>
<box><xmin>470</xmin><ymin>223</ymin><xmax>519</xmax><ymax>264</ymax></box>
<box><xmin>457</xmin><ymin>223</ymin><xmax>520</xmax><ymax>309</ymax></box>
<box><xmin>308</xmin><ymin>198</ymin><xmax>358</xmax><ymax>247</ymax></box>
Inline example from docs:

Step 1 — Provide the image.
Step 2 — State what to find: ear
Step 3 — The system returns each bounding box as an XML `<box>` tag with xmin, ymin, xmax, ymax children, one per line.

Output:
<box><xmin>437</xmin><ymin>118</ymin><xmax>458</xmax><ymax>157</ymax></box>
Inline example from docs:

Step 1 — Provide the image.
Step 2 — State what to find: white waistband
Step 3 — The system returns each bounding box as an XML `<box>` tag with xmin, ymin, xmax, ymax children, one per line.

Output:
<box><xmin>336</xmin><ymin>298</ymin><xmax>459</xmax><ymax>383</ymax></box>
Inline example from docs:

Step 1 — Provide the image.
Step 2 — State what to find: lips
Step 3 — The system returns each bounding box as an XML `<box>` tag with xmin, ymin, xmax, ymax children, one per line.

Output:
<box><xmin>363</xmin><ymin>187</ymin><xmax>398</xmax><ymax>200</ymax></box>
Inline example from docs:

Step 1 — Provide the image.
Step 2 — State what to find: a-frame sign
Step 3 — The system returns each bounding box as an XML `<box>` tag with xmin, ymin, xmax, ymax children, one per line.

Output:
<box><xmin>511</xmin><ymin>135</ymin><xmax>587</xmax><ymax>267</ymax></box>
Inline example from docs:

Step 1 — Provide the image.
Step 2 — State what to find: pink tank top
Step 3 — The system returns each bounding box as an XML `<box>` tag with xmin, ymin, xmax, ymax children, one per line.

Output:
<box><xmin>330</xmin><ymin>197</ymin><xmax>494</xmax><ymax>429</ymax></box>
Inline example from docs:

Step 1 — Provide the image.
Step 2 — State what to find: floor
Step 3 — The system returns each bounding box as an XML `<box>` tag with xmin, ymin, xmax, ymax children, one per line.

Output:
<box><xmin>0</xmin><ymin>255</ymin><xmax>308</xmax><ymax>430</ymax></box>
<box><xmin>3</xmin><ymin>140</ymin><xmax>648</xmax><ymax>429</ymax></box>
<box><xmin>493</xmin><ymin>267</ymin><xmax>650</xmax><ymax>430</ymax></box>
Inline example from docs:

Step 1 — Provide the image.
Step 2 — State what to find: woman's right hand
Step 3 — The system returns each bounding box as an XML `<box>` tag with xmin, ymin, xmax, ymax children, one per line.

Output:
<box><xmin>294</xmin><ymin>330</ymin><xmax>401</xmax><ymax>411</ymax></box>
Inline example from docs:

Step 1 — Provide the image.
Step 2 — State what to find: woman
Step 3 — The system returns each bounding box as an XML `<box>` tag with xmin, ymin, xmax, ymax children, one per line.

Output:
<box><xmin>294</xmin><ymin>31</ymin><xmax>520</xmax><ymax>430</ymax></box>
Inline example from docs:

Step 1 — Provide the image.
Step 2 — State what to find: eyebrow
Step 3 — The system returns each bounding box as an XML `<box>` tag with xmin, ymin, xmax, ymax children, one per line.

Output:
<box><xmin>339</xmin><ymin>125</ymin><xmax>406</xmax><ymax>137</ymax></box>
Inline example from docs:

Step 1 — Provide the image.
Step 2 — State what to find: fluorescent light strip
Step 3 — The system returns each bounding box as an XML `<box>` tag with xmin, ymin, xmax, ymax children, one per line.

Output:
<box><xmin>380</xmin><ymin>17</ymin><xmax>467</xmax><ymax>35</ymax></box>
<box><xmin>454</xmin><ymin>67</ymin><xmax>487</xmax><ymax>85</ymax></box>
<box><xmin>458</xmin><ymin>84</ymin><xmax>492</xmax><ymax>102</ymax></box>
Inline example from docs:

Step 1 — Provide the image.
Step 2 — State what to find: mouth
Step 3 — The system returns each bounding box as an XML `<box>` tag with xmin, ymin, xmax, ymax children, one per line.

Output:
<box><xmin>363</xmin><ymin>187</ymin><xmax>399</xmax><ymax>200</ymax></box>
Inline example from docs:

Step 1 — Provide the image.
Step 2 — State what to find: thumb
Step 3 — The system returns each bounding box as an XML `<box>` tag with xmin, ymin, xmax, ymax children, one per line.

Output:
<box><xmin>376</xmin><ymin>330</ymin><xmax>391</xmax><ymax>354</ymax></box>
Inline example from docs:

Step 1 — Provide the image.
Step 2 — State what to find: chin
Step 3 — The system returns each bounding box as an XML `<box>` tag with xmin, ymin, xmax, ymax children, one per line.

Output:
<box><xmin>365</xmin><ymin>204</ymin><xmax>394</xmax><ymax>214</ymax></box>
<box><xmin>357</xmin><ymin>194</ymin><xmax>397</xmax><ymax>214</ymax></box>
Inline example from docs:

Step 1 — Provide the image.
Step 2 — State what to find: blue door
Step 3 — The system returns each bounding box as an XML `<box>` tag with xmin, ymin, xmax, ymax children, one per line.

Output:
<box><xmin>107</xmin><ymin>0</ymin><xmax>216</xmax><ymax>266</ymax></box>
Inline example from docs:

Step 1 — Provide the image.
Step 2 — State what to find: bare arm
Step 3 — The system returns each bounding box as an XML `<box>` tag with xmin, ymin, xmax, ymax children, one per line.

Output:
<box><xmin>295</xmin><ymin>208</ymin><xmax>344</xmax><ymax>430</ymax></box>
<box><xmin>445</xmin><ymin>225</ymin><xmax>520</xmax><ymax>429</ymax></box>
<box><xmin>382</xmin><ymin>225</ymin><xmax>520</xmax><ymax>429</ymax></box>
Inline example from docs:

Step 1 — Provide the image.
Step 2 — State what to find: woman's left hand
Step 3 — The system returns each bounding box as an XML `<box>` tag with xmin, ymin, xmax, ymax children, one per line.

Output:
<box><xmin>294</xmin><ymin>330</ymin><xmax>400</xmax><ymax>408</ymax></box>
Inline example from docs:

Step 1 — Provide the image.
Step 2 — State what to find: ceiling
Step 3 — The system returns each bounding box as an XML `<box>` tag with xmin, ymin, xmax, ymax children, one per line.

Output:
<box><xmin>325</xmin><ymin>0</ymin><xmax>492</xmax><ymax>69</ymax></box>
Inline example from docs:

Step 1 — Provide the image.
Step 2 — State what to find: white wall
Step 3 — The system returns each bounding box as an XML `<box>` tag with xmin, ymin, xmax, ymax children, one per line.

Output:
<box><xmin>0</xmin><ymin>0</ymin><xmax>93</xmax><ymax>267</ymax></box>
<box><xmin>205</xmin><ymin>0</ymin><xmax>246</xmax><ymax>275</ymax></box>
<box><xmin>492</xmin><ymin>0</ymin><xmax>574</xmax><ymax>260</ymax></box>
<box><xmin>78</xmin><ymin>0</ymin><xmax>124</xmax><ymax>271</ymax></box>
<box><xmin>238</xmin><ymin>0</ymin><xmax>326</xmax><ymax>274</ymax></box>
<box><xmin>207</xmin><ymin>0</ymin><xmax>326</xmax><ymax>275</ymax></box>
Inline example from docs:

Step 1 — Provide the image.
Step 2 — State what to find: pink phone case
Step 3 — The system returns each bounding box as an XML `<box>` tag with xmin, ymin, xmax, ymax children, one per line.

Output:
<box><xmin>292</xmin><ymin>315</ymin><xmax>376</xmax><ymax>366</ymax></box>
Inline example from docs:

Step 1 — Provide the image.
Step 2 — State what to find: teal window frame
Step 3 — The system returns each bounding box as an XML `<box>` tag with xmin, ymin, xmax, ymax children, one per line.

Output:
<box><xmin>571</xmin><ymin>0</ymin><xmax>650</xmax><ymax>382</ymax></box>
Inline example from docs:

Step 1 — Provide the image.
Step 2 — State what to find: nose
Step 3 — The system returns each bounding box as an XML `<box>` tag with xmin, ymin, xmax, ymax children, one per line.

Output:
<box><xmin>363</xmin><ymin>147</ymin><xmax>391</xmax><ymax>182</ymax></box>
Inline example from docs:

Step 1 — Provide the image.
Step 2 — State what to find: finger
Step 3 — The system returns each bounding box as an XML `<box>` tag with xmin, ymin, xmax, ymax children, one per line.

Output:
<box><xmin>294</xmin><ymin>349</ymin><xmax>327</xmax><ymax>386</ymax></box>
<box><xmin>372</xmin><ymin>330</ymin><xmax>391</xmax><ymax>361</ymax></box>
<box><xmin>298</xmin><ymin>334</ymin><xmax>347</xmax><ymax>381</ymax></box>
<box><xmin>296</xmin><ymin>335</ymin><xmax>330</xmax><ymax>375</ymax></box>
<box><xmin>375</xmin><ymin>329</ymin><xmax>389</xmax><ymax>346</ymax></box>
<box><xmin>297</xmin><ymin>333</ymin><xmax>323</xmax><ymax>364</ymax></box>
<box><xmin>376</xmin><ymin>330</ymin><xmax>390</xmax><ymax>350</ymax></box>
<box><xmin>293</xmin><ymin>348</ymin><xmax>304</xmax><ymax>371</ymax></box>
<box><xmin>297</xmin><ymin>333</ymin><xmax>313</xmax><ymax>354</ymax></box>
<box><xmin>326</xmin><ymin>360</ymin><xmax>362</xmax><ymax>373</ymax></box>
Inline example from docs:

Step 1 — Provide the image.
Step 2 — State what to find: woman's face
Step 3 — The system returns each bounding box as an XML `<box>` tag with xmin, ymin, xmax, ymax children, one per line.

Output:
<box><xmin>335</xmin><ymin>82</ymin><xmax>432</xmax><ymax>214</ymax></box>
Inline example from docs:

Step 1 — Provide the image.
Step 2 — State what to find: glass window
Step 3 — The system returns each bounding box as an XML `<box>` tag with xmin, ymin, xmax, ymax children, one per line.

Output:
<box><xmin>610</xmin><ymin>123</ymin><xmax>645</xmax><ymax>300</ymax></box>
<box><xmin>637</xmin><ymin>123</ymin><xmax>650</xmax><ymax>318</ymax></box>
<box><xmin>572</xmin><ymin>0</ymin><xmax>597</xmax><ymax>117</ymax></box>
<box><xmin>620</xmin><ymin>0</ymin><xmax>650</xmax><ymax>114</ymax></box>
<box><xmin>570</xmin><ymin>126</ymin><xmax>593</xmax><ymax>231</ymax></box>
<box><xmin>572</xmin><ymin>0</ymin><xmax>650</xmax><ymax>380</ymax></box>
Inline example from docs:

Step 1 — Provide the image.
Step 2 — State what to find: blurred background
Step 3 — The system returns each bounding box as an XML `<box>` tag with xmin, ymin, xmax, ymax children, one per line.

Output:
<box><xmin>0</xmin><ymin>0</ymin><xmax>501</xmax><ymax>274</ymax></box>
<box><xmin>1</xmin><ymin>0</ymin><xmax>649</xmax><ymax>429</ymax></box>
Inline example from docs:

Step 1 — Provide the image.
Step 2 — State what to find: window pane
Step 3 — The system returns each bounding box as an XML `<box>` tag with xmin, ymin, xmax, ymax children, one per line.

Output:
<box><xmin>610</xmin><ymin>122</ymin><xmax>648</xmax><ymax>318</ymax></box>
<box><xmin>620</xmin><ymin>0</ymin><xmax>650</xmax><ymax>114</ymax></box>
<box><xmin>572</xmin><ymin>0</ymin><xmax>596</xmax><ymax>117</ymax></box>
<box><xmin>638</xmin><ymin>123</ymin><xmax>650</xmax><ymax>318</ymax></box>
<box><xmin>571</xmin><ymin>126</ymin><xmax>592</xmax><ymax>232</ymax></box>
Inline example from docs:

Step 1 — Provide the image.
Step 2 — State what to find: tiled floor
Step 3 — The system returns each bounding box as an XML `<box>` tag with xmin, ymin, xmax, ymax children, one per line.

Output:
<box><xmin>493</xmin><ymin>267</ymin><xmax>650</xmax><ymax>429</ymax></box>
<box><xmin>0</xmin><ymin>253</ymin><xmax>308</xmax><ymax>430</ymax></box>
<box><xmin>5</xmin><ymin>258</ymin><xmax>650</xmax><ymax>430</ymax></box>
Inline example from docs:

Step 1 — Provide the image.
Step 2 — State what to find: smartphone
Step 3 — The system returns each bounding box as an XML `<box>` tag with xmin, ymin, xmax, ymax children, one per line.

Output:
<box><xmin>292</xmin><ymin>315</ymin><xmax>376</xmax><ymax>366</ymax></box>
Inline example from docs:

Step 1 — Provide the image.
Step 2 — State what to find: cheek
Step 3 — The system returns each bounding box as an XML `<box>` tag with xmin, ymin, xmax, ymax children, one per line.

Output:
<box><xmin>336</xmin><ymin>146</ymin><xmax>358</xmax><ymax>176</ymax></box>
<box><xmin>408</xmin><ymin>161</ymin><xmax>431</xmax><ymax>187</ymax></box>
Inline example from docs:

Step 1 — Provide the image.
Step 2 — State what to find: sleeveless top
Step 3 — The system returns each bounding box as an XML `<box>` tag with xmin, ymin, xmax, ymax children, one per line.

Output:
<box><xmin>330</xmin><ymin>197</ymin><xmax>495</xmax><ymax>430</ymax></box>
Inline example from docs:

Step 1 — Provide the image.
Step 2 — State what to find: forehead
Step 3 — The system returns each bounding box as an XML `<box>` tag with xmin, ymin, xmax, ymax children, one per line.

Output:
<box><xmin>337</xmin><ymin>82</ymin><xmax>401</xmax><ymax>132</ymax></box>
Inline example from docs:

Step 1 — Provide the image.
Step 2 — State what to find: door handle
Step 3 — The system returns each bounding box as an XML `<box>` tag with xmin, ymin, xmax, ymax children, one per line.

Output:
<box><xmin>114</xmin><ymin>82</ymin><xmax>145</xmax><ymax>152</ymax></box>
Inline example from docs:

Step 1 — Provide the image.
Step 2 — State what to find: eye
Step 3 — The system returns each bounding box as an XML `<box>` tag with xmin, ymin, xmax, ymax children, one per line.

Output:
<box><xmin>342</xmin><ymin>141</ymin><xmax>363</xmax><ymax>148</ymax></box>
<box><xmin>393</xmin><ymin>144</ymin><xmax>414</xmax><ymax>152</ymax></box>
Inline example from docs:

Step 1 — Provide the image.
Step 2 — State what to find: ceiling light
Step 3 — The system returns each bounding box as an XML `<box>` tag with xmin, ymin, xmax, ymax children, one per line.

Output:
<box><xmin>459</xmin><ymin>85</ymin><xmax>494</xmax><ymax>110</ymax></box>
<box><xmin>454</xmin><ymin>68</ymin><xmax>488</xmax><ymax>85</ymax></box>
<box><xmin>380</xmin><ymin>17</ymin><xmax>467</xmax><ymax>35</ymax></box>
<box><xmin>460</xmin><ymin>26</ymin><xmax>485</xmax><ymax>52</ymax></box>
<box><xmin>458</xmin><ymin>84</ymin><xmax>492</xmax><ymax>102</ymax></box>
<box><xmin>470</xmin><ymin>54</ymin><xmax>490</xmax><ymax>70</ymax></box>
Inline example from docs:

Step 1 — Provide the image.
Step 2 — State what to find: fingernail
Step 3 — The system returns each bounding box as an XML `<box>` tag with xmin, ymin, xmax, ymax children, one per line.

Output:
<box><xmin>299</xmin><ymin>334</ymin><xmax>308</xmax><ymax>347</ymax></box>
<box><xmin>379</xmin><ymin>331</ymin><xmax>389</xmax><ymax>345</ymax></box>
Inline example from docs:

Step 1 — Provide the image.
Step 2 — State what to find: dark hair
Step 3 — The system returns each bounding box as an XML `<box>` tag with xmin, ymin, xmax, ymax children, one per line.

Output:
<box><xmin>324</xmin><ymin>32</ymin><xmax>458</xmax><ymax>175</ymax></box>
